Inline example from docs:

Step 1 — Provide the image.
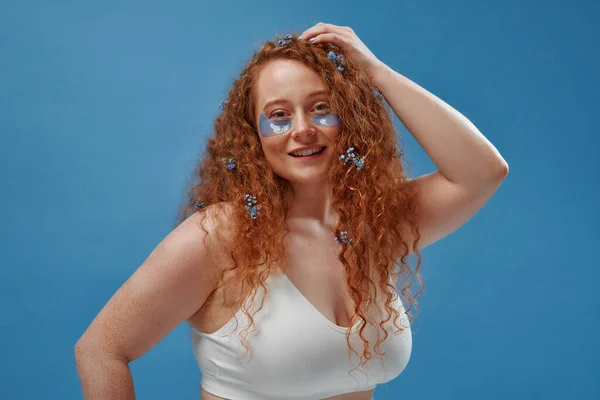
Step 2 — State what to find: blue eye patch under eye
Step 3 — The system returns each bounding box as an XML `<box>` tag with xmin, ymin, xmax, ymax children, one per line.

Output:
<box><xmin>312</xmin><ymin>113</ymin><xmax>340</xmax><ymax>127</ymax></box>
<box><xmin>259</xmin><ymin>114</ymin><xmax>292</xmax><ymax>136</ymax></box>
<box><xmin>258</xmin><ymin>113</ymin><xmax>341</xmax><ymax>136</ymax></box>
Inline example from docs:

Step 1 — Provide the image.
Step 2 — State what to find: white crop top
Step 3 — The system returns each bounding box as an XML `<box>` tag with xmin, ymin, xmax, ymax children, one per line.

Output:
<box><xmin>190</xmin><ymin>269</ymin><xmax>412</xmax><ymax>399</ymax></box>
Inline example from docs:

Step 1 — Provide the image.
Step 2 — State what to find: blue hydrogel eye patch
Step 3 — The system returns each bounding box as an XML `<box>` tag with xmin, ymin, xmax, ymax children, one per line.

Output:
<box><xmin>259</xmin><ymin>114</ymin><xmax>292</xmax><ymax>136</ymax></box>
<box><xmin>312</xmin><ymin>112</ymin><xmax>340</xmax><ymax>127</ymax></box>
<box><xmin>258</xmin><ymin>112</ymin><xmax>341</xmax><ymax>137</ymax></box>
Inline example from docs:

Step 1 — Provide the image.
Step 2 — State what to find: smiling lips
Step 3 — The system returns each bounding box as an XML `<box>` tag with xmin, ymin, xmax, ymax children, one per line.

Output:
<box><xmin>290</xmin><ymin>146</ymin><xmax>326</xmax><ymax>157</ymax></box>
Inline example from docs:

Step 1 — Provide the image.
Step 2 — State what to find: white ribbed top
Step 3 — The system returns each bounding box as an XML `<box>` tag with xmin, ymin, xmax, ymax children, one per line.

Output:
<box><xmin>190</xmin><ymin>270</ymin><xmax>412</xmax><ymax>399</ymax></box>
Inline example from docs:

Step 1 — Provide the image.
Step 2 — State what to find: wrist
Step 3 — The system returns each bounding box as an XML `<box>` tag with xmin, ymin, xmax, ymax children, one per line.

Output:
<box><xmin>369</xmin><ymin>61</ymin><xmax>391</xmax><ymax>87</ymax></box>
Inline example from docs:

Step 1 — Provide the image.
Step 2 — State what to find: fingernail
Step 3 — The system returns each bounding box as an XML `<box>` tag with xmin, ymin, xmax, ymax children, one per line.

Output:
<box><xmin>309</xmin><ymin>37</ymin><xmax>316</xmax><ymax>42</ymax></box>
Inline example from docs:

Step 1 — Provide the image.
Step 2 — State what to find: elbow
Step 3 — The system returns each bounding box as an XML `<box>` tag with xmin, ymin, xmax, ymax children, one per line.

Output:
<box><xmin>496</xmin><ymin>160</ymin><xmax>509</xmax><ymax>179</ymax></box>
<box><xmin>477</xmin><ymin>160</ymin><xmax>508</xmax><ymax>190</ymax></box>
<box><xmin>74</xmin><ymin>338</ymin><xmax>130</xmax><ymax>365</ymax></box>
<box><xmin>74</xmin><ymin>336</ymin><xmax>102</xmax><ymax>363</ymax></box>
<box><xmin>489</xmin><ymin>158</ymin><xmax>509</xmax><ymax>181</ymax></box>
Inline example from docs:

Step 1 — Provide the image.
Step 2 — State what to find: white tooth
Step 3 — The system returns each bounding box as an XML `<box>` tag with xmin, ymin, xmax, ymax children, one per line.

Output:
<box><xmin>292</xmin><ymin>147</ymin><xmax>323</xmax><ymax>157</ymax></box>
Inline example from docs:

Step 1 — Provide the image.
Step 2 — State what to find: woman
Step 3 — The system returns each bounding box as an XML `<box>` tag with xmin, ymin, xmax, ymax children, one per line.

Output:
<box><xmin>75</xmin><ymin>23</ymin><xmax>508</xmax><ymax>400</ymax></box>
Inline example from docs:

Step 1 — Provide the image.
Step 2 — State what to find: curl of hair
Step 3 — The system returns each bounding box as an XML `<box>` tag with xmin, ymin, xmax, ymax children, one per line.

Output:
<box><xmin>175</xmin><ymin>34</ymin><xmax>424</xmax><ymax>379</ymax></box>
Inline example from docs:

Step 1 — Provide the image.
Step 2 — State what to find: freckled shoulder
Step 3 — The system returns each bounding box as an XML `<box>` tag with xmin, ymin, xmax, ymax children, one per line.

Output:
<box><xmin>75</xmin><ymin>201</ymin><xmax>238</xmax><ymax>362</ymax></box>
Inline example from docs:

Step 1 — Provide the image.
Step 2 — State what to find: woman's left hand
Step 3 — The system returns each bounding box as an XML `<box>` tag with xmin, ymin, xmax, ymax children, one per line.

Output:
<box><xmin>299</xmin><ymin>22</ymin><xmax>385</xmax><ymax>80</ymax></box>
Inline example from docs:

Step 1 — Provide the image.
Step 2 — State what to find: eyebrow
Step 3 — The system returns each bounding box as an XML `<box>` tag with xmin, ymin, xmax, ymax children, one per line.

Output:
<box><xmin>262</xmin><ymin>90</ymin><xmax>329</xmax><ymax>111</ymax></box>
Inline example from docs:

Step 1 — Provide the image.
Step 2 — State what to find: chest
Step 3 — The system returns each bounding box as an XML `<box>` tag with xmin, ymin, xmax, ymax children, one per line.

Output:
<box><xmin>189</xmin><ymin>231</ymin><xmax>374</xmax><ymax>335</ymax></box>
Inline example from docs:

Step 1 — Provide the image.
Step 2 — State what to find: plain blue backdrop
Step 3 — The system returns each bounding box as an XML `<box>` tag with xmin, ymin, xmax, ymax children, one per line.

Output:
<box><xmin>1</xmin><ymin>0</ymin><xmax>598</xmax><ymax>399</ymax></box>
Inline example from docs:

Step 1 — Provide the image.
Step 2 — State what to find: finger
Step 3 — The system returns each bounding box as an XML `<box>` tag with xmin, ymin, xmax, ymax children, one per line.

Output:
<box><xmin>299</xmin><ymin>22</ymin><xmax>329</xmax><ymax>39</ymax></box>
<box><xmin>299</xmin><ymin>22</ymin><xmax>345</xmax><ymax>41</ymax></box>
<box><xmin>307</xmin><ymin>32</ymin><xmax>346</xmax><ymax>48</ymax></box>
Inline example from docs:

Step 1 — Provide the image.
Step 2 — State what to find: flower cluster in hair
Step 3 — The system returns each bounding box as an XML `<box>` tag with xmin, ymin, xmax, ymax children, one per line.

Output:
<box><xmin>334</xmin><ymin>231</ymin><xmax>353</xmax><ymax>245</ymax></box>
<box><xmin>339</xmin><ymin>147</ymin><xmax>365</xmax><ymax>170</ymax></box>
<box><xmin>372</xmin><ymin>89</ymin><xmax>384</xmax><ymax>101</ymax></box>
<box><xmin>327</xmin><ymin>50</ymin><xmax>345</xmax><ymax>71</ymax></box>
<box><xmin>244</xmin><ymin>194</ymin><xmax>261</xmax><ymax>219</ymax></box>
<box><xmin>221</xmin><ymin>156</ymin><xmax>237</xmax><ymax>171</ymax></box>
<box><xmin>276</xmin><ymin>33</ymin><xmax>293</xmax><ymax>47</ymax></box>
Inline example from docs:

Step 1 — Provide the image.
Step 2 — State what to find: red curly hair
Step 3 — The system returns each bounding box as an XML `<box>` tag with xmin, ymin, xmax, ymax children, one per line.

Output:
<box><xmin>175</xmin><ymin>34</ymin><xmax>424</xmax><ymax>377</ymax></box>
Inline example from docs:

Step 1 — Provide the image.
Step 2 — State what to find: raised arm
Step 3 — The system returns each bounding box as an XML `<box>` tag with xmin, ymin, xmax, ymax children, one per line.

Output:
<box><xmin>74</xmin><ymin>204</ymin><xmax>231</xmax><ymax>399</ymax></box>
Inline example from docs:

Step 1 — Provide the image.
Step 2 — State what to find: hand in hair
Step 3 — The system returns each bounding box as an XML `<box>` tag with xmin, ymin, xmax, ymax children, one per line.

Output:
<box><xmin>299</xmin><ymin>22</ymin><xmax>384</xmax><ymax>80</ymax></box>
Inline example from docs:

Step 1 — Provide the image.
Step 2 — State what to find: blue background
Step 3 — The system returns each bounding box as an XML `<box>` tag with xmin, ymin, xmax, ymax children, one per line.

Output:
<box><xmin>1</xmin><ymin>0</ymin><xmax>598</xmax><ymax>399</ymax></box>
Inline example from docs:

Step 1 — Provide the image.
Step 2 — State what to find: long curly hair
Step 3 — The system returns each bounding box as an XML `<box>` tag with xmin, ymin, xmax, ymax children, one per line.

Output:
<box><xmin>175</xmin><ymin>34</ymin><xmax>424</xmax><ymax>376</ymax></box>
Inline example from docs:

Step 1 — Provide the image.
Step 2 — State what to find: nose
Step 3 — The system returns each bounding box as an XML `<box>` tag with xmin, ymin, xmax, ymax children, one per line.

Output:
<box><xmin>290</xmin><ymin>112</ymin><xmax>316</xmax><ymax>140</ymax></box>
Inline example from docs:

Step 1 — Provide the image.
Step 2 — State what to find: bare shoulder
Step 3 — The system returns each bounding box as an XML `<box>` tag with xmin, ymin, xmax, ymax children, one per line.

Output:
<box><xmin>75</xmin><ymin>201</ymin><xmax>237</xmax><ymax>362</ymax></box>
<box><xmin>194</xmin><ymin>201</ymin><xmax>237</xmax><ymax>255</ymax></box>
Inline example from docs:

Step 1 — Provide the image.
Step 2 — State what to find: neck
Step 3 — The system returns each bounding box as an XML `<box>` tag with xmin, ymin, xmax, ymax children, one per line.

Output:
<box><xmin>285</xmin><ymin>181</ymin><xmax>339</xmax><ymax>233</ymax></box>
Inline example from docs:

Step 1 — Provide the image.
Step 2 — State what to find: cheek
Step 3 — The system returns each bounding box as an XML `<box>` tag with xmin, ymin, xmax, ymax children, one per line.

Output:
<box><xmin>326</xmin><ymin>126</ymin><xmax>341</xmax><ymax>143</ymax></box>
<box><xmin>261</xmin><ymin>138</ymin><xmax>286</xmax><ymax>159</ymax></box>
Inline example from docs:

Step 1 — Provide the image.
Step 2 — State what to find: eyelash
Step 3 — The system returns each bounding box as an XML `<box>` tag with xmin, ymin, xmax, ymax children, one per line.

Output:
<box><xmin>270</xmin><ymin>103</ymin><xmax>330</xmax><ymax>118</ymax></box>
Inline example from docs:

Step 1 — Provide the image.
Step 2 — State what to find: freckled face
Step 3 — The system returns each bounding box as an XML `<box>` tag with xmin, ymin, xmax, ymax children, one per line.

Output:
<box><xmin>254</xmin><ymin>59</ymin><xmax>340</xmax><ymax>183</ymax></box>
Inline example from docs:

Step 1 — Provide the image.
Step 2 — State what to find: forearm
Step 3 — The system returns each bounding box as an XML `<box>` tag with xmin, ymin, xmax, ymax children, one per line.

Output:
<box><xmin>371</xmin><ymin>62</ymin><xmax>508</xmax><ymax>186</ymax></box>
<box><xmin>75</xmin><ymin>345</ymin><xmax>136</xmax><ymax>400</ymax></box>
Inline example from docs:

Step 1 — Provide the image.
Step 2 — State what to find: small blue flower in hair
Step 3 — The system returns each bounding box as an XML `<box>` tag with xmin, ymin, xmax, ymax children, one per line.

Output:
<box><xmin>276</xmin><ymin>33</ymin><xmax>294</xmax><ymax>47</ymax></box>
<box><xmin>244</xmin><ymin>194</ymin><xmax>261</xmax><ymax>220</ymax></box>
<box><xmin>334</xmin><ymin>231</ymin><xmax>353</xmax><ymax>245</ymax></box>
<box><xmin>394</xmin><ymin>147</ymin><xmax>404</xmax><ymax>159</ymax></box>
<box><xmin>194</xmin><ymin>201</ymin><xmax>205</xmax><ymax>210</ymax></box>
<box><xmin>372</xmin><ymin>89</ymin><xmax>384</xmax><ymax>101</ymax></box>
<box><xmin>339</xmin><ymin>147</ymin><xmax>365</xmax><ymax>170</ymax></box>
<box><xmin>327</xmin><ymin>50</ymin><xmax>345</xmax><ymax>72</ymax></box>
<box><xmin>222</xmin><ymin>156</ymin><xmax>237</xmax><ymax>171</ymax></box>
<box><xmin>219</xmin><ymin>100</ymin><xmax>227</xmax><ymax>111</ymax></box>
